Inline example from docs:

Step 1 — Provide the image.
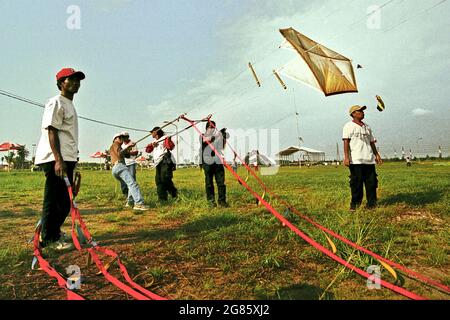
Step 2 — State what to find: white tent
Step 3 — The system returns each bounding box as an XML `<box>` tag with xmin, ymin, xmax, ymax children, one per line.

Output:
<box><xmin>277</xmin><ymin>146</ymin><xmax>326</xmax><ymax>164</ymax></box>
<box><xmin>245</xmin><ymin>150</ymin><xmax>276</xmax><ymax>166</ymax></box>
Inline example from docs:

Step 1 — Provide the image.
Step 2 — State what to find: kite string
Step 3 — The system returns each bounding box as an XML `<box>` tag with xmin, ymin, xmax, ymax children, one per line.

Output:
<box><xmin>0</xmin><ymin>89</ymin><xmax>150</xmax><ymax>133</ymax></box>
<box><xmin>303</xmin><ymin>0</ymin><xmax>398</xmax><ymax>55</ymax></box>
<box><xmin>382</xmin><ymin>0</ymin><xmax>448</xmax><ymax>33</ymax></box>
<box><xmin>326</xmin><ymin>0</ymin><xmax>447</xmax><ymax>58</ymax></box>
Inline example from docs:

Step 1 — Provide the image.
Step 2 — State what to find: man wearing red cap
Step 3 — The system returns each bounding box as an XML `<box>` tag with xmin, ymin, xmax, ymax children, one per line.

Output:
<box><xmin>343</xmin><ymin>105</ymin><xmax>382</xmax><ymax>211</ymax></box>
<box><xmin>34</xmin><ymin>68</ymin><xmax>85</xmax><ymax>250</ymax></box>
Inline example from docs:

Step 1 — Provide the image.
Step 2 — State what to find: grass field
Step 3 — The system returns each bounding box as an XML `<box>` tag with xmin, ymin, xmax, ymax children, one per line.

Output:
<box><xmin>0</xmin><ymin>162</ymin><xmax>449</xmax><ymax>300</ymax></box>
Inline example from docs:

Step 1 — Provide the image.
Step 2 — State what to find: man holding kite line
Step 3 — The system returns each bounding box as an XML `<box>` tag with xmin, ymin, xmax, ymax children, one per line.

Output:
<box><xmin>34</xmin><ymin>68</ymin><xmax>85</xmax><ymax>250</ymax></box>
<box><xmin>110</xmin><ymin>133</ymin><xmax>149</xmax><ymax>211</ymax></box>
<box><xmin>145</xmin><ymin>127</ymin><xmax>178</xmax><ymax>203</ymax></box>
<box><xmin>199</xmin><ymin>121</ymin><xmax>229</xmax><ymax>208</ymax></box>
<box><xmin>119</xmin><ymin>131</ymin><xmax>140</xmax><ymax>207</ymax></box>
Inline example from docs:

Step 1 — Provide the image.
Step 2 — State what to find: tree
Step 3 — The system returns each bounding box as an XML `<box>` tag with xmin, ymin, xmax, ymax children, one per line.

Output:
<box><xmin>15</xmin><ymin>145</ymin><xmax>30</xmax><ymax>169</ymax></box>
<box><xmin>104</xmin><ymin>149</ymin><xmax>111</xmax><ymax>170</ymax></box>
<box><xmin>5</xmin><ymin>152</ymin><xmax>15</xmax><ymax>171</ymax></box>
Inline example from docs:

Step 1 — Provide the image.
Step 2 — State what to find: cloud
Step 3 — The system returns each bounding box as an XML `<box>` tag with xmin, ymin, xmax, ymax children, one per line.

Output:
<box><xmin>146</xmin><ymin>0</ymin><xmax>449</xmax><ymax>156</ymax></box>
<box><xmin>412</xmin><ymin>108</ymin><xmax>433</xmax><ymax>116</ymax></box>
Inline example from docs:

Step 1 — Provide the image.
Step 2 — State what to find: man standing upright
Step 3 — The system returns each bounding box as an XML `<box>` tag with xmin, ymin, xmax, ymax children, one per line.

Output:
<box><xmin>343</xmin><ymin>105</ymin><xmax>382</xmax><ymax>211</ymax></box>
<box><xmin>34</xmin><ymin>68</ymin><xmax>85</xmax><ymax>249</ymax></box>
<box><xmin>199</xmin><ymin>121</ymin><xmax>229</xmax><ymax>208</ymax></box>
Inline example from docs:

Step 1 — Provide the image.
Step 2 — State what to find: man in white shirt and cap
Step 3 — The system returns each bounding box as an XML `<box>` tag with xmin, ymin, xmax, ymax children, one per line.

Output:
<box><xmin>343</xmin><ymin>105</ymin><xmax>382</xmax><ymax>211</ymax></box>
<box><xmin>34</xmin><ymin>67</ymin><xmax>85</xmax><ymax>250</ymax></box>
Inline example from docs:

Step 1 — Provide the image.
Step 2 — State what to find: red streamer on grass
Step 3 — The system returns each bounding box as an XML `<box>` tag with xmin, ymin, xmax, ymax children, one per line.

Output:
<box><xmin>182</xmin><ymin>114</ymin><xmax>426</xmax><ymax>300</ymax></box>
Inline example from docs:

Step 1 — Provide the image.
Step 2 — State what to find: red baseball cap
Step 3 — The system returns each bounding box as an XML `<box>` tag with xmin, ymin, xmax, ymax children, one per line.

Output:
<box><xmin>56</xmin><ymin>68</ymin><xmax>85</xmax><ymax>81</ymax></box>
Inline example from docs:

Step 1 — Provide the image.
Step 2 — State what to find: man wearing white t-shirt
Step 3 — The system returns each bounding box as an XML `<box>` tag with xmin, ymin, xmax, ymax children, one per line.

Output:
<box><xmin>34</xmin><ymin>68</ymin><xmax>85</xmax><ymax>249</ymax></box>
<box><xmin>145</xmin><ymin>127</ymin><xmax>178</xmax><ymax>203</ymax></box>
<box><xmin>199</xmin><ymin>121</ymin><xmax>228</xmax><ymax>208</ymax></box>
<box><xmin>343</xmin><ymin>105</ymin><xmax>382</xmax><ymax>211</ymax></box>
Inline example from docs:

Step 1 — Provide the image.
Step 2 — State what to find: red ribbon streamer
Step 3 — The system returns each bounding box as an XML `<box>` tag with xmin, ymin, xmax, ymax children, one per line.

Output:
<box><xmin>182</xmin><ymin>115</ymin><xmax>426</xmax><ymax>300</ymax></box>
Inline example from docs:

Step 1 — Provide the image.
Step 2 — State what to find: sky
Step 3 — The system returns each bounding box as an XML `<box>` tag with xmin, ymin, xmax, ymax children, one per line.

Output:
<box><xmin>1</xmin><ymin>0</ymin><xmax>449</xmax><ymax>162</ymax></box>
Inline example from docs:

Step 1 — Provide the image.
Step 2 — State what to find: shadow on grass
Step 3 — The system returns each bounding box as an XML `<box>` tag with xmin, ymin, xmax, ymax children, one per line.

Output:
<box><xmin>77</xmin><ymin>207</ymin><xmax>125</xmax><ymax>216</ymax></box>
<box><xmin>0</xmin><ymin>208</ymin><xmax>39</xmax><ymax>219</ymax></box>
<box><xmin>1</xmin><ymin>207</ymin><xmax>121</xmax><ymax>219</ymax></box>
<box><xmin>180</xmin><ymin>215</ymin><xmax>242</xmax><ymax>234</ymax></box>
<box><xmin>94</xmin><ymin>214</ymin><xmax>244</xmax><ymax>245</ymax></box>
<box><xmin>176</xmin><ymin>188</ymin><xmax>204</xmax><ymax>200</ymax></box>
<box><xmin>262</xmin><ymin>284</ymin><xmax>334</xmax><ymax>300</ymax></box>
<box><xmin>380</xmin><ymin>190</ymin><xmax>443</xmax><ymax>206</ymax></box>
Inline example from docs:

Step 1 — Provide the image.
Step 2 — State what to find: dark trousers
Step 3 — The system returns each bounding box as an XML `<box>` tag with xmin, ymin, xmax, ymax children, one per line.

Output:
<box><xmin>40</xmin><ymin>161</ymin><xmax>76</xmax><ymax>244</ymax></box>
<box><xmin>203</xmin><ymin>163</ymin><xmax>226</xmax><ymax>204</ymax></box>
<box><xmin>349</xmin><ymin>164</ymin><xmax>378</xmax><ymax>209</ymax></box>
<box><xmin>155</xmin><ymin>153</ymin><xmax>177</xmax><ymax>201</ymax></box>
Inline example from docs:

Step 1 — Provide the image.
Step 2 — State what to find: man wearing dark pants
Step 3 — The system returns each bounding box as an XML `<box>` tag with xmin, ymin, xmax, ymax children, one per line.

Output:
<box><xmin>34</xmin><ymin>68</ymin><xmax>85</xmax><ymax>249</ymax></box>
<box><xmin>343</xmin><ymin>105</ymin><xmax>382</xmax><ymax>211</ymax></box>
<box><xmin>203</xmin><ymin>162</ymin><xmax>227</xmax><ymax>207</ymax></box>
<box><xmin>40</xmin><ymin>161</ymin><xmax>76</xmax><ymax>242</ymax></box>
<box><xmin>200</xmin><ymin>121</ymin><xmax>228</xmax><ymax>208</ymax></box>
<box><xmin>155</xmin><ymin>152</ymin><xmax>177</xmax><ymax>201</ymax></box>
<box><xmin>145</xmin><ymin>127</ymin><xmax>177</xmax><ymax>203</ymax></box>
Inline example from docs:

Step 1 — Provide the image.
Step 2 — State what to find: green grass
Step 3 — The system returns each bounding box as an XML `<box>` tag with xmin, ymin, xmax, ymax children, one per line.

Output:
<box><xmin>0</xmin><ymin>161</ymin><xmax>449</xmax><ymax>300</ymax></box>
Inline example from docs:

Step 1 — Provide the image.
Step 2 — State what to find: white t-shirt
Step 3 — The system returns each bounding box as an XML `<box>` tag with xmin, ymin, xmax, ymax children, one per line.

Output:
<box><xmin>199</xmin><ymin>128</ymin><xmax>224</xmax><ymax>165</ymax></box>
<box><xmin>35</xmin><ymin>95</ymin><xmax>79</xmax><ymax>164</ymax></box>
<box><xmin>342</xmin><ymin>121</ymin><xmax>376</xmax><ymax>165</ymax></box>
<box><xmin>153</xmin><ymin>135</ymin><xmax>174</xmax><ymax>167</ymax></box>
<box><xmin>122</xmin><ymin>142</ymin><xmax>137</xmax><ymax>166</ymax></box>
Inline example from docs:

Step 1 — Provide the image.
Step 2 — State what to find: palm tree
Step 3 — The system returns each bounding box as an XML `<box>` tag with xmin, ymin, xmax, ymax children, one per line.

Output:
<box><xmin>15</xmin><ymin>146</ymin><xmax>30</xmax><ymax>169</ymax></box>
<box><xmin>5</xmin><ymin>152</ymin><xmax>15</xmax><ymax>171</ymax></box>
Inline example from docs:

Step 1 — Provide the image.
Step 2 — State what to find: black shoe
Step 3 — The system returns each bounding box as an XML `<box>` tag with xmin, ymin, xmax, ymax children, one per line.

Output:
<box><xmin>208</xmin><ymin>201</ymin><xmax>217</xmax><ymax>208</ymax></box>
<box><xmin>218</xmin><ymin>201</ymin><xmax>230</xmax><ymax>208</ymax></box>
<box><xmin>350</xmin><ymin>202</ymin><xmax>361</xmax><ymax>211</ymax></box>
<box><xmin>158</xmin><ymin>199</ymin><xmax>169</xmax><ymax>206</ymax></box>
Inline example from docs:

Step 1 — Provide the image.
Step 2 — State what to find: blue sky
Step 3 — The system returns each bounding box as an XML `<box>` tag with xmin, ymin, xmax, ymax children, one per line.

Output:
<box><xmin>1</xmin><ymin>0</ymin><xmax>449</xmax><ymax>162</ymax></box>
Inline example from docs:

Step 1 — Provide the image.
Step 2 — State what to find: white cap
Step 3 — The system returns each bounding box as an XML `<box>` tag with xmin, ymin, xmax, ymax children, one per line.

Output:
<box><xmin>113</xmin><ymin>133</ymin><xmax>122</xmax><ymax>141</ymax></box>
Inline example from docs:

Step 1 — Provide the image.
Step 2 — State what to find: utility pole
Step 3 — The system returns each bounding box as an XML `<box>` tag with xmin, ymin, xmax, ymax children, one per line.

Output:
<box><xmin>293</xmin><ymin>88</ymin><xmax>302</xmax><ymax>168</ymax></box>
<box><xmin>296</xmin><ymin>112</ymin><xmax>302</xmax><ymax>168</ymax></box>
<box><xmin>416</xmin><ymin>137</ymin><xmax>423</xmax><ymax>163</ymax></box>
<box><xmin>164</xmin><ymin>121</ymin><xmax>179</xmax><ymax>166</ymax></box>
<box><xmin>336</xmin><ymin>142</ymin><xmax>341</xmax><ymax>162</ymax></box>
<box><xmin>32</xmin><ymin>143</ymin><xmax>36</xmax><ymax>165</ymax></box>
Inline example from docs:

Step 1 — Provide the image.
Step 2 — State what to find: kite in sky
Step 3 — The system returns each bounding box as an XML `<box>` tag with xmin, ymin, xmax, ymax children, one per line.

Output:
<box><xmin>277</xmin><ymin>27</ymin><xmax>358</xmax><ymax>96</ymax></box>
